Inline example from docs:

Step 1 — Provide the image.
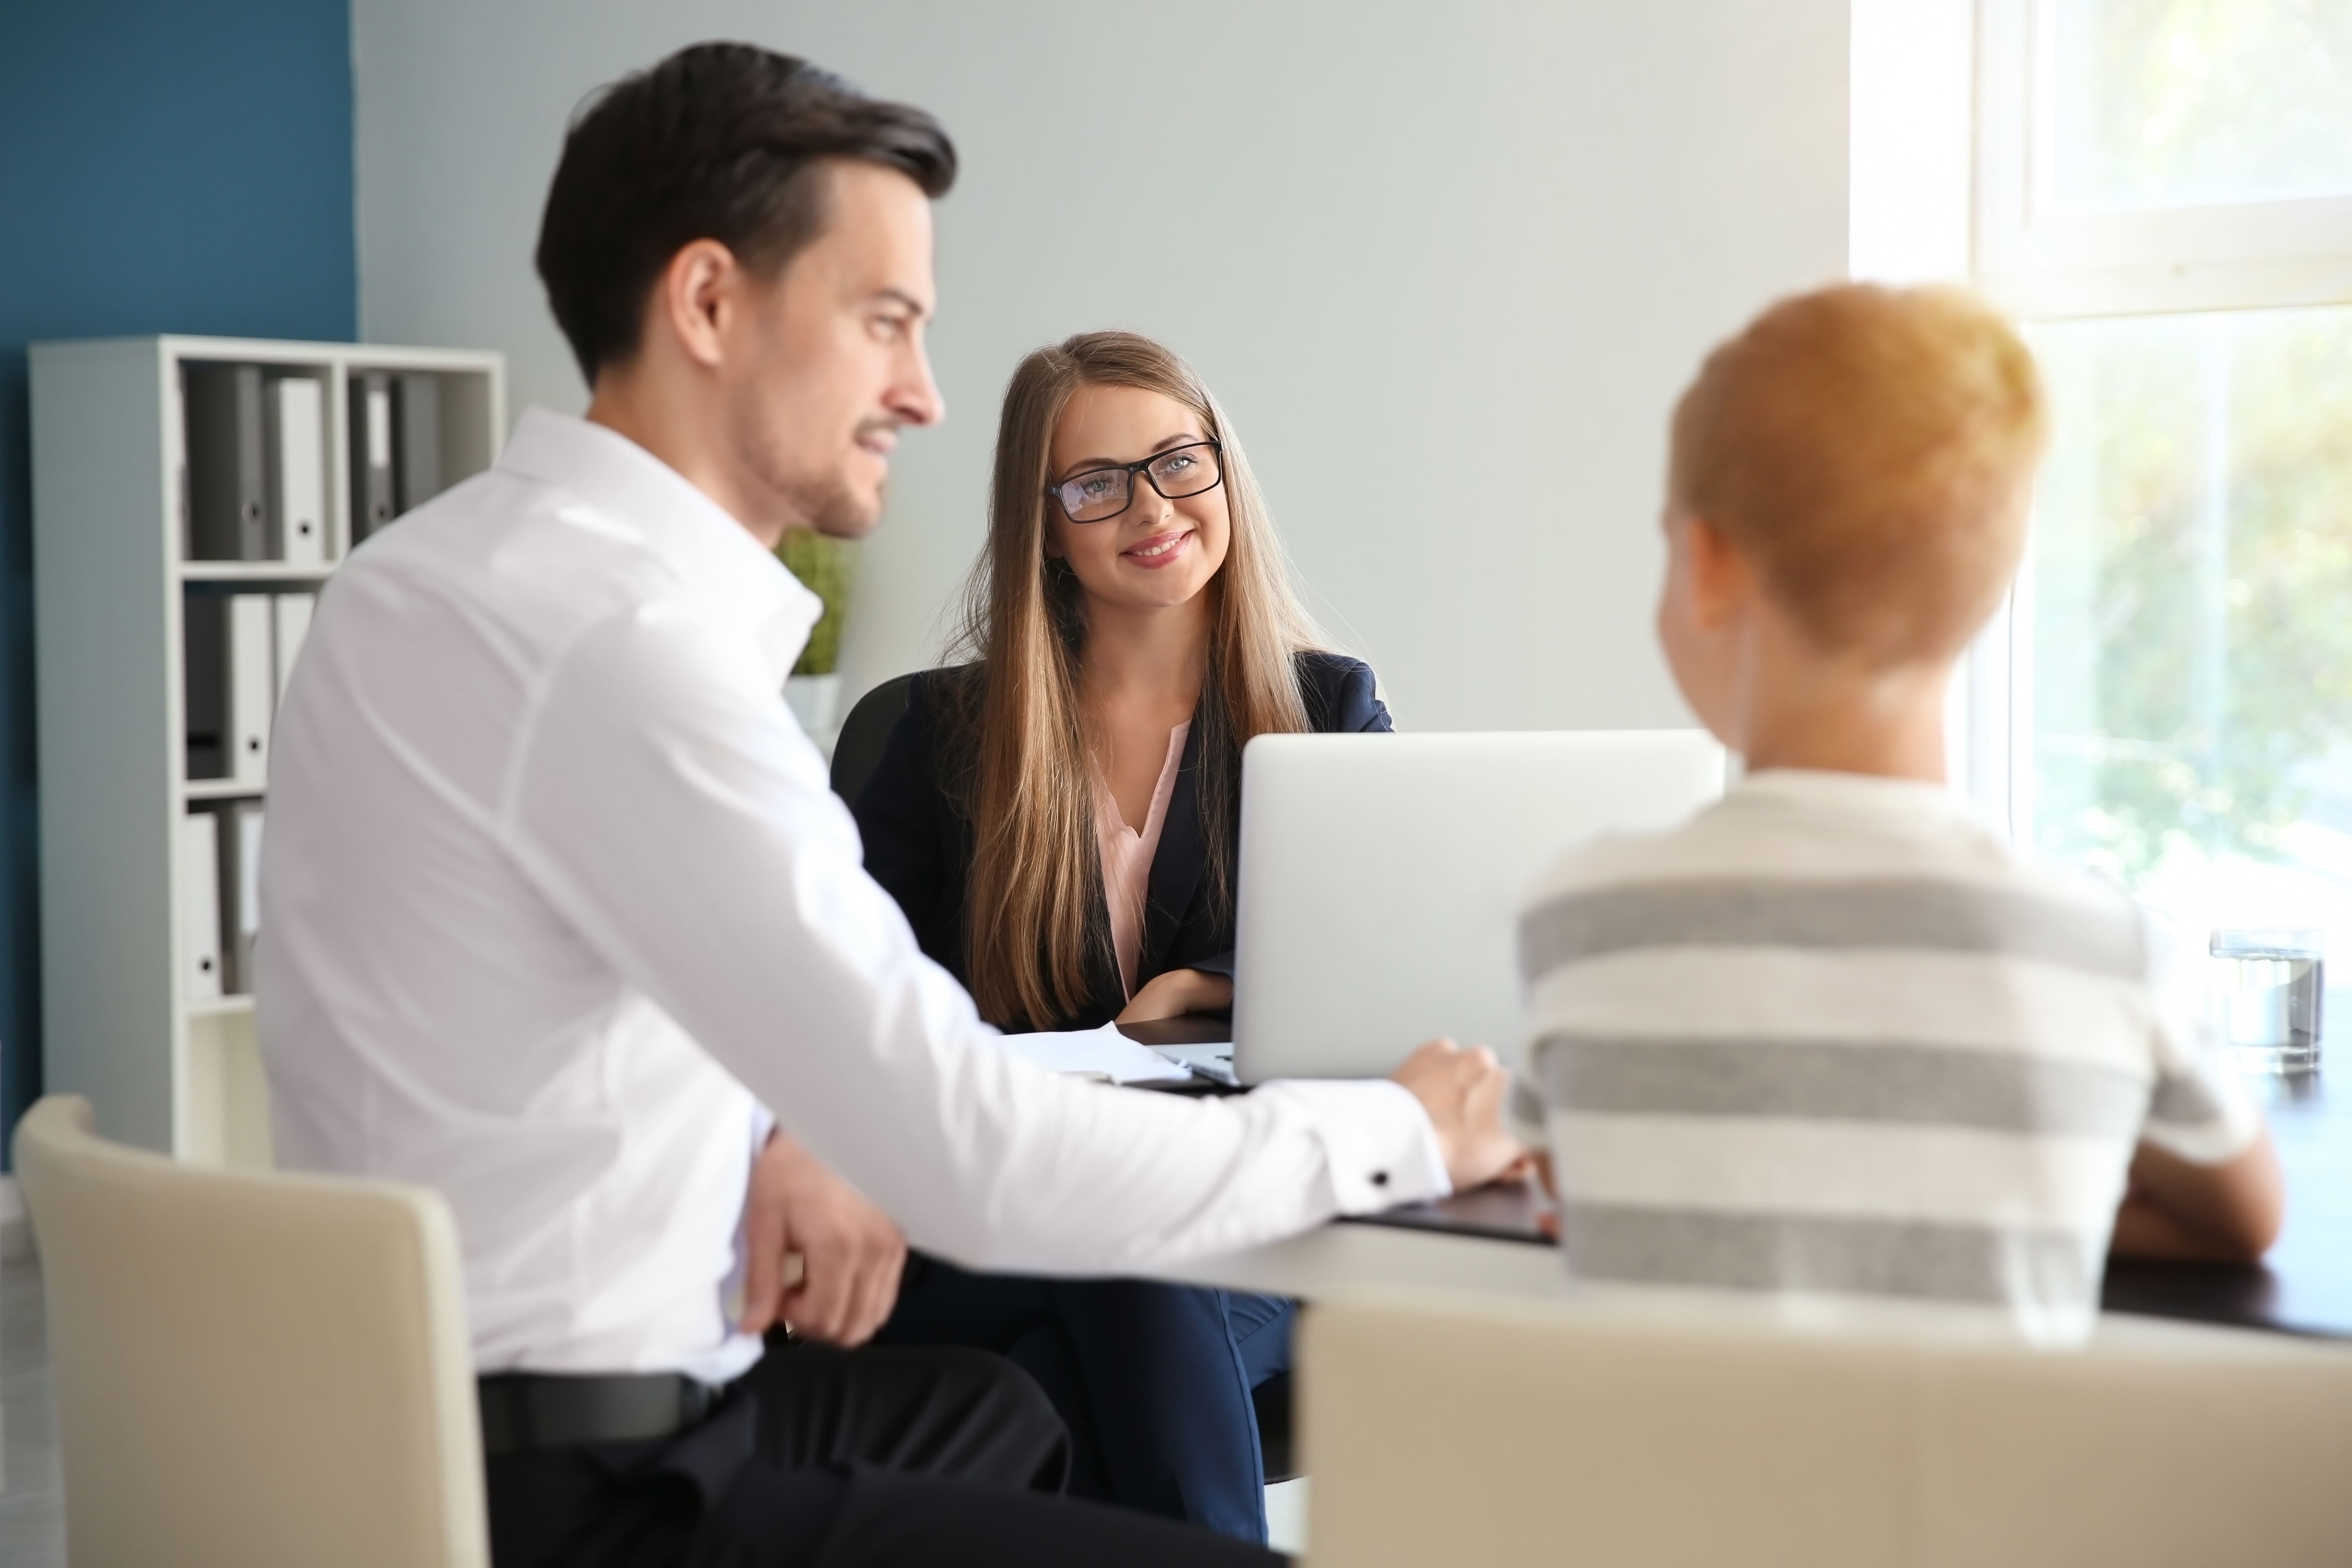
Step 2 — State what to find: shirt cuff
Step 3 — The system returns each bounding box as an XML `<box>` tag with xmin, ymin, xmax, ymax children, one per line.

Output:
<box><xmin>1261</xmin><ymin>1077</ymin><xmax>1452</xmax><ymax>1214</ymax></box>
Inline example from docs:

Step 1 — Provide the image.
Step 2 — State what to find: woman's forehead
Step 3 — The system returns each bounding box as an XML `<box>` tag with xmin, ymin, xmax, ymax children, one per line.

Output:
<box><xmin>1051</xmin><ymin>384</ymin><xmax>1205</xmax><ymax>465</ymax></box>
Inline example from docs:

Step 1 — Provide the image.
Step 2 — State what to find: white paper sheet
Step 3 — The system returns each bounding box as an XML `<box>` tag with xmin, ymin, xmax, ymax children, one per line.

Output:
<box><xmin>992</xmin><ymin>1022</ymin><xmax>1194</xmax><ymax>1085</ymax></box>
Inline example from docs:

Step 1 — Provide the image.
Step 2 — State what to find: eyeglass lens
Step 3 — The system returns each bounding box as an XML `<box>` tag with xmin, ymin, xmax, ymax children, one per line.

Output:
<box><xmin>1055</xmin><ymin>444</ymin><xmax>1222</xmax><ymax>522</ymax></box>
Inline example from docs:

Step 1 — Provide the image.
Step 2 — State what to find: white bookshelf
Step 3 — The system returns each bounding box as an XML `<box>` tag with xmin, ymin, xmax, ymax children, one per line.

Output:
<box><xmin>29</xmin><ymin>334</ymin><xmax>505</xmax><ymax>1166</ymax></box>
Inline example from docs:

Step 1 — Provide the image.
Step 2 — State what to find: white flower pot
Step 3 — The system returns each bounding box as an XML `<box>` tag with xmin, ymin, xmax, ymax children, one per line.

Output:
<box><xmin>785</xmin><ymin>673</ymin><xmax>844</xmax><ymax>740</ymax></box>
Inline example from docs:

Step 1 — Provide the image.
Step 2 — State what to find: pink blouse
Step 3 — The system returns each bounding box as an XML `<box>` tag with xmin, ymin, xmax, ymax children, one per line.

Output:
<box><xmin>1095</xmin><ymin>721</ymin><xmax>1192</xmax><ymax>1000</ymax></box>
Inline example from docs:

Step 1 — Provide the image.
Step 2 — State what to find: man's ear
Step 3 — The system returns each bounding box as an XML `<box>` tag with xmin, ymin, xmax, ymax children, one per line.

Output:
<box><xmin>654</xmin><ymin>238</ymin><xmax>741</xmax><ymax>371</ymax></box>
<box><xmin>1680</xmin><ymin>514</ymin><xmax>1754</xmax><ymax>633</ymax></box>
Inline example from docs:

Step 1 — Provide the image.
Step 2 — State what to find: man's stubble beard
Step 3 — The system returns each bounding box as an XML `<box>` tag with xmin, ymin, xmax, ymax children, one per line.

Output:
<box><xmin>737</xmin><ymin>397</ymin><xmax>888</xmax><ymax>540</ymax></box>
<box><xmin>783</xmin><ymin>464</ymin><xmax>881</xmax><ymax>539</ymax></box>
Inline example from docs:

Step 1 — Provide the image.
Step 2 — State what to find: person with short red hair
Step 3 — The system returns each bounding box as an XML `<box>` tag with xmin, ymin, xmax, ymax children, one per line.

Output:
<box><xmin>1515</xmin><ymin>283</ymin><xmax>2283</xmax><ymax>1343</ymax></box>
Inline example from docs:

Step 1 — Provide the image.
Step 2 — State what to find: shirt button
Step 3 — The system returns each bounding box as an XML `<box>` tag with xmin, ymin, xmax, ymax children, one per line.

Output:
<box><xmin>1370</xmin><ymin>1170</ymin><xmax>1389</xmax><ymax>1187</ymax></box>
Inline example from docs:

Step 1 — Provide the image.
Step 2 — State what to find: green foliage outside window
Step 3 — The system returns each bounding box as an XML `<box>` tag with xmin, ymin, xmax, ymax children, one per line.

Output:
<box><xmin>2055</xmin><ymin>0</ymin><xmax>2352</xmax><ymax>209</ymax></box>
<box><xmin>776</xmin><ymin>528</ymin><xmax>858</xmax><ymax>677</ymax></box>
<box><xmin>2030</xmin><ymin>309</ymin><xmax>2352</xmax><ymax>885</ymax></box>
<box><xmin>2027</xmin><ymin>0</ymin><xmax>2352</xmax><ymax>897</ymax></box>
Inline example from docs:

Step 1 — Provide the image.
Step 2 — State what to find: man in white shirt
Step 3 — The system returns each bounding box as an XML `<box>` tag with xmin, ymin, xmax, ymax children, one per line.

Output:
<box><xmin>258</xmin><ymin>42</ymin><xmax>1516</xmax><ymax>1568</ymax></box>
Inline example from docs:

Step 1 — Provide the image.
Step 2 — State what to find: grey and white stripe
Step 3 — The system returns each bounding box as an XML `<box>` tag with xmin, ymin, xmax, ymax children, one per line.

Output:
<box><xmin>1515</xmin><ymin>773</ymin><xmax>2258</xmax><ymax>1343</ymax></box>
<box><xmin>1532</xmin><ymin>1034</ymin><xmax>2152</xmax><ymax>1140</ymax></box>
<box><xmin>1520</xmin><ymin>877</ymin><xmax>2144</xmax><ymax>981</ymax></box>
<box><xmin>1556</xmin><ymin>1203</ymin><xmax>2096</xmax><ymax>1307</ymax></box>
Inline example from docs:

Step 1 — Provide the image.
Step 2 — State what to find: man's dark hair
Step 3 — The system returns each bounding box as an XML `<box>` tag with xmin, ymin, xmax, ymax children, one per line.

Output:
<box><xmin>535</xmin><ymin>42</ymin><xmax>957</xmax><ymax>383</ymax></box>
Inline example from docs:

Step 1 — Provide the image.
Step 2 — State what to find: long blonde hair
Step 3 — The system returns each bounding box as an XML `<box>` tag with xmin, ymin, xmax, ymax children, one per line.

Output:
<box><xmin>945</xmin><ymin>331</ymin><xmax>1326</xmax><ymax>1028</ymax></box>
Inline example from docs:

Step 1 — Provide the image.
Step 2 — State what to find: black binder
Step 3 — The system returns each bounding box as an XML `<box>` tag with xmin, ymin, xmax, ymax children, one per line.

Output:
<box><xmin>185</xmin><ymin>364</ymin><xmax>266</xmax><ymax>560</ymax></box>
<box><xmin>396</xmin><ymin>372</ymin><xmax>442</xmax><ymax>513</ymax></box>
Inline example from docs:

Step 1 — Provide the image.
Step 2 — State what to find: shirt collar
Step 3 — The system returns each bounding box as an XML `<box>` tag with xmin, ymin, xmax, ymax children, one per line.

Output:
<box><xmin>1726</xmin><ymin>767</ymin><xmax>1993</xmax><ymax>827</ymax></box>
<box><xmin>497</xmin><ymin>408</ymin><xmax>824</xmax><ymax>687</ymax></box>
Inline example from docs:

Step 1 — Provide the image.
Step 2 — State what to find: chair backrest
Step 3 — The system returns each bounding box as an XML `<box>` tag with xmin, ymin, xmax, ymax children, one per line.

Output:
<box><xmin>13</xmin><ymin>1096</ymin><xmax>489</xmax><ymax>1568</ymax></box>
<box><xmin>1302</xmin><ymin>1288</ymin><xmax>2352</xmax><ymax>1568</ymax></box>
<box><xmin>828</xmin><ymin>671</ymin><xmax>917</xmax><ymax>806</ymax></box>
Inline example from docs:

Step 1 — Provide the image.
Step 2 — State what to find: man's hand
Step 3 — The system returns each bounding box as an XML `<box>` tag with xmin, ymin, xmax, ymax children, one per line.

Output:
<box><xmin>1116</xmin><ymin>967</ymin><xmax>1234</xmax><ymax>1025</ymax></box>
<box><xmin>739</xmin><ymin>1130</ymin><xmax>907</xmax><ymax>1347</ymax></box>
<box><xmin>1390</xmin><ymin>1038</ymin><xmax>1524</xmax><ymax>1192</ymax></box>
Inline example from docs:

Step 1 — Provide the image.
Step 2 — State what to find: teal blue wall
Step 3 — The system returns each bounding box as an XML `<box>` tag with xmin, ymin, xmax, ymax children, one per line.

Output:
<box><xmin>0</xmin><ymin>0</ymin><xmax>357</xmax><ymax>1160</ymax></box>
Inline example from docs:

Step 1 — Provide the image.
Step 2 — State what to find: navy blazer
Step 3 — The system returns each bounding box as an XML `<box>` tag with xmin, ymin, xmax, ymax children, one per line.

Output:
<box><xmin>853</xmin><ymin>651</ymin><xmax>1393</xmax><ymax>1031</ymax></box>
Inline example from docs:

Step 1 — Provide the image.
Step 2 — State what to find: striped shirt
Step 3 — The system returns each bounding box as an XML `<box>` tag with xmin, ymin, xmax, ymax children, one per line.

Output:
<box><xmin>1514</xmin><ymin>768</ymin><xmax>2259</xmax><ymax>1344</ymax></box>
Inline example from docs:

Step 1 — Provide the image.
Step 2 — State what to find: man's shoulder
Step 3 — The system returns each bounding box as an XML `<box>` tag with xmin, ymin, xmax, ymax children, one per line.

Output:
<box><xmin>339</xmin><ymin>463</ymin><xmax>690</xmax><ymax>640</ymax></box>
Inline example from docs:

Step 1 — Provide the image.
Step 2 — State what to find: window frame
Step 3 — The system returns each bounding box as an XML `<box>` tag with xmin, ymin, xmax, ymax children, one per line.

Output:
<box><xmin>1959</xmin><ymin>0</ymin><xmax>2352</xmax><ymax>842</ymax></box>
<box><xmin>1975</xmin><ymin>0</ymin><xmax>2352</xmax><ymax>321</ymax></box>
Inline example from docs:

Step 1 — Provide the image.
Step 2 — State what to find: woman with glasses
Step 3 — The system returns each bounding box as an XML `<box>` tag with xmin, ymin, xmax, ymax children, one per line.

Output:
<box><xmin>854</xmin><ymin>330</ymin><xmax>1391</xmax><ymax>1542</ymax></box>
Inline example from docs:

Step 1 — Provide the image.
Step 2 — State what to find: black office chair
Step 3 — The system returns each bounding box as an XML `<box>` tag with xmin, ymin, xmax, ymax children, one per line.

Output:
<box><xmin>829</xmin><ymin>667</ymin><xmax>1296</xmax><ymax>1479</ymax></box>
<box><xmin>828</xmin><ymin>672</ymin><xmax>917</xmax><ymax>806</ymax></box>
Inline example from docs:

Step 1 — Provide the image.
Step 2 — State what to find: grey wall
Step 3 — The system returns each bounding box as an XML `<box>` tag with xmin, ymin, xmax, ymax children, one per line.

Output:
<box><xmin>353</xmin><ymin>0</ymin><xmax>1847</xmax><ymax>730</ymax></box>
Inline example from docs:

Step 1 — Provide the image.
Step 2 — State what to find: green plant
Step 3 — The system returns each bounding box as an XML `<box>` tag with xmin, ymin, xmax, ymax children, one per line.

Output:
<box><xmin>776</xmin><ymin>528</ymin><xmax>858</xmax><ymax>676</ymax></box>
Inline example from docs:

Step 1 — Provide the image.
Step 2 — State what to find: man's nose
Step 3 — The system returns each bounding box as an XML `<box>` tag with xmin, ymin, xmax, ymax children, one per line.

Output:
<box><xmin>891</xmin><ymin>339</ymin><xmax>945</xmax><ymax>428</ymax></box>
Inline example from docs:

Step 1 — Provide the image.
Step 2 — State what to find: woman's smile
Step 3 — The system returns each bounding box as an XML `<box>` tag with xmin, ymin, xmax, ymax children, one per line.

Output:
<box><xmin>1120</xmin><ymin>526</ymin><xmax>1194</xmax><ymax>568</ymax></box>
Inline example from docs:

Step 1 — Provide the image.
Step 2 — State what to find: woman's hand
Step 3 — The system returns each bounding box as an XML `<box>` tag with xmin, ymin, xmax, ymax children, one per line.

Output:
<box><xmin>1116</xmin><ymin>967</ymin><xmax>1234</xmax><ymax>1025</ymax></box>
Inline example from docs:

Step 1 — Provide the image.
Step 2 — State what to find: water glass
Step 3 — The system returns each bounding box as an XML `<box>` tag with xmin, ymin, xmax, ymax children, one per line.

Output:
<box><xmin>2209</xmin><ymin>928</ymin><xmax>2325</xmax><ymax>1073</ymax></box>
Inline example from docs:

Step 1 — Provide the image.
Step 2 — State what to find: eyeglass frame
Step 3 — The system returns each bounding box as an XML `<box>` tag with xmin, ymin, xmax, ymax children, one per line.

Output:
<box><xmin>1042</xmin><ymin>439</ymin><xmax>1226</xmax><ymax>524</ymax></box>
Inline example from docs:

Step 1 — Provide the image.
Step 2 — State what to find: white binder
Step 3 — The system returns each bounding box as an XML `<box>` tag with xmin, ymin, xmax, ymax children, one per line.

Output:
<box><xmin>224</xmin><ymin>802</ymin><xmax>265</xmax><ymax>995</ymax></box>
<box><xmin>267</xmin><ymin>376</ymin><xmax>326</xmax><ymax>564</ymax></box>
<box><xmin>229</xmin><ymin>594</ymin><xmax>273</xmax><ymax>785</ymax></box>
<box><xmin>273</xmin><ymin>592</ymin><xmax>314</xmax><ymax>704</ymax></box>
<box><xmin>179</xmin><ymin>811</ymin><xmax>223</xmax><ymax>1000</ymax></box>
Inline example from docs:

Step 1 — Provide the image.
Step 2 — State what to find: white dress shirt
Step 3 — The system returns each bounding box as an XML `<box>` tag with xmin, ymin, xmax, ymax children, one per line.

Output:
<box><xmin>257</xmin><ymin>410</ymin><xmax>1448</xmax><ymax>1380</ymax></box>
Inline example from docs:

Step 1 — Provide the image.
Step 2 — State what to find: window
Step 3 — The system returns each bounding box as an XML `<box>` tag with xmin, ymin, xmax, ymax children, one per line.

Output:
<box><xmin>1973</xmin><ymin>0</ymin><xmax>2352</xmax><ymax>961</ymax></box>
<box><xmin>1978</xmin><ymin>0</ymin><xmax>2352</xmax><ymax>317</ymax></box>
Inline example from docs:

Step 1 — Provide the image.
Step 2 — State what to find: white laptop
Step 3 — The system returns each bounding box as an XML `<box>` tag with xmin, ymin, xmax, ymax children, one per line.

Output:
<box><xmin>1229</xmin><ymin>730</ymin><xmax>1726</xmax><ymax>1084</ymax></box>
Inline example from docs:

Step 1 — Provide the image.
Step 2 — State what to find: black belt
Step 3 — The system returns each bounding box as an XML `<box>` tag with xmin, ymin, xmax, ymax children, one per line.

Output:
<box><xmin>477</xmin><ymin>1371</ymin><xmax>723</xmax><ymax>1457</ymax></box>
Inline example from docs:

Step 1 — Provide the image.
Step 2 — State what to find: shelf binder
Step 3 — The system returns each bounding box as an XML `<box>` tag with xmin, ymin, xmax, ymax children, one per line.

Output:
<box><xmin>185</xmin><ymin>592</ymin><xmax>275</xmax><ymax>782</ymax></box>
<box><xmin>274</xmin><ymin>592</ymin><xmax>315</xmax><ymax>704</ymax></box>
<box><xmin>266</xmin><ymin>374</ymin><xmax>327</xmax><ymax>564</ymax></box>
<box><xmin>223</xmin><ymin>802</ymin><xmax>265</xmax><ymax>994</ymax></box>
<box><xmin>396</xmin><ymin>372</ymin><xmax>442</xmax><ymax>513</ymax></box>
<box><xmin>185</xmin><ymin>365</ymin><xmax>267</xmax><ymax>560</ymax></box>
<box><xmin>352</xmin><ymin>372</ymin><xmax>396</xmax><ymax>542</ymax></box>
<box><xmin>179</xmin><ymin>810</ymin><xmax>223</xmax><ymax>1000</ymax></box>
<box><xmin>229</xmin><ymin>595</ymin><xmax>272</xmax><ymax>784</ymax></box>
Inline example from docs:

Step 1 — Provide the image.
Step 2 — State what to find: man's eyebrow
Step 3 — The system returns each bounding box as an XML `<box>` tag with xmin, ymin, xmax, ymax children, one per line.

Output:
<box><xmin>871</xmin><ymin>287</ymin><xmax>931</xmax><ymax>318</ymax></box>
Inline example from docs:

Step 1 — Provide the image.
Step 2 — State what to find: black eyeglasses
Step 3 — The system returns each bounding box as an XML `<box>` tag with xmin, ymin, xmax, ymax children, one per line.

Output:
<box><xmin>1044</xmin><ymin>441</ymin><xmax>1225</xmax><ymax>523</ymax></box>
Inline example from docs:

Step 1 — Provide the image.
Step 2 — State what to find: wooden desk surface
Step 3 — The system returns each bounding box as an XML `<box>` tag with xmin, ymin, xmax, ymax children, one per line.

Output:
<box><xmin>2100</xmin><ymin>1068</ymin><xmax>2352</xmax><ymax>1339</ymax></box>
<box><xmin>1126</xmin><ymin>1025</ymin><xmax>2352</xmax><ymax>1339</ymax></box>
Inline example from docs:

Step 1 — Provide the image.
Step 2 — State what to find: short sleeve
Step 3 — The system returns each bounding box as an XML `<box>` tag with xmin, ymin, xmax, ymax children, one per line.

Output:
<box><xmin>2139</xmin><ymin>911</ymin><xmax>2263</xmax><ymax>1165</ymax></box>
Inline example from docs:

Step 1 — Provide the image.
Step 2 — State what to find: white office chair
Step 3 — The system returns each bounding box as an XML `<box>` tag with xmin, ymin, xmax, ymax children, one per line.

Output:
<box><xmin>13</xmin><ymin>1095</ymin><xmax>489</xmax><ymax>1568</ymax></box>
<box><xmin>1301</xmin><ymin>1287</ymin><xmax>2352</xmax><ymax>1568</ymax></box>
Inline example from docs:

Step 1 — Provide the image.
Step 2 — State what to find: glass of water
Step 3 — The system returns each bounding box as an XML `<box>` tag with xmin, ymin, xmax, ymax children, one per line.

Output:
<box><xmin>2209</xmin><ymin>929</ymin><xmax>2325</xmax><ymax>1073</ymax></box>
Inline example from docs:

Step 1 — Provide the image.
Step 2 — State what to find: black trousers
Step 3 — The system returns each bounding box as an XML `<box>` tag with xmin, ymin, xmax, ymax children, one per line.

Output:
<box><xmin>485</xmin><ymin>1338</ymin><xmax>1285</xmax><ymax>1568</ymax></box>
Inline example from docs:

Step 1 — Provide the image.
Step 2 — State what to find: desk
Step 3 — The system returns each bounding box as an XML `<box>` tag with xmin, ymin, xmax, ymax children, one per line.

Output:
<box><xmin>2100</xmin><ymin>1069</ymin><xmax>2352</xmax><ymax>1339</ymax></box>
<box><xmin>1121</xmin><ymin>1021</ymin><xmax>2352</xmax><ymax>1340</ymax></box>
